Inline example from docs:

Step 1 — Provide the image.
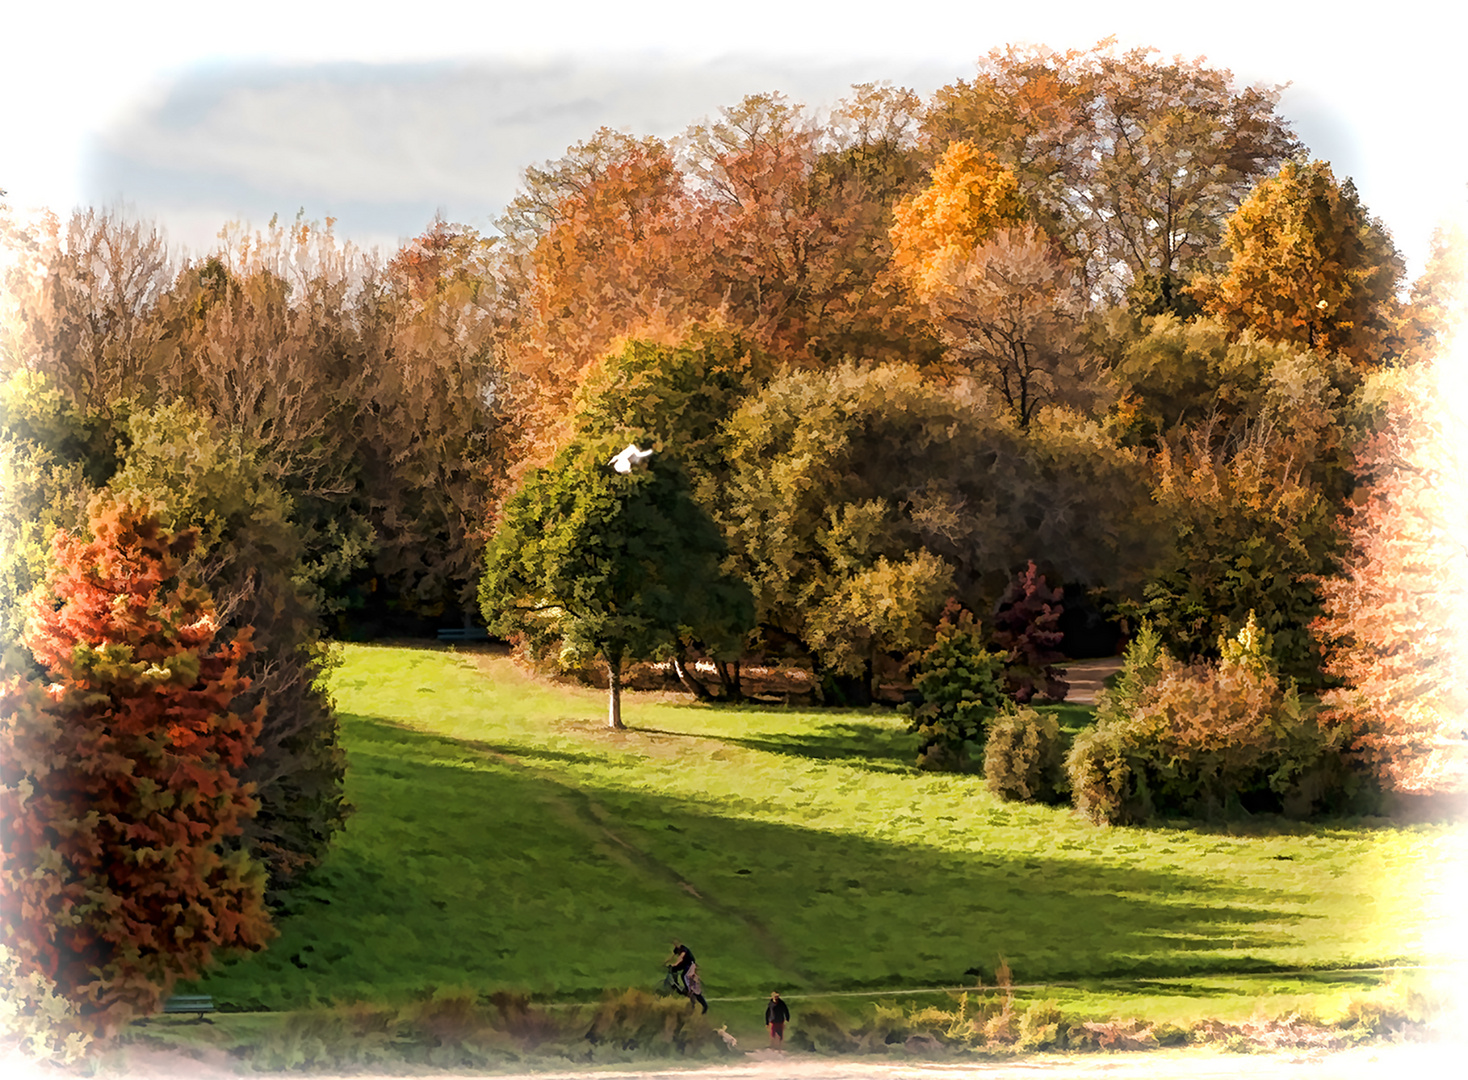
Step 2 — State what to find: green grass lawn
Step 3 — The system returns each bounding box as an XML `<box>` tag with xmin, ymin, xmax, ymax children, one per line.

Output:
<box><xmin>192</xmin><ymin>644</ymin><xmax>1459</xmax><ymax>1024</ymax></box>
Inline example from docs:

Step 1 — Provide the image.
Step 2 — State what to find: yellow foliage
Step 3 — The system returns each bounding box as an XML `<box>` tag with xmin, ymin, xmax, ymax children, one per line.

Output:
<box><xmin>889</xmin><ymin>142</ymin><xmax>1027</xmax><ymax>299</ymax></box>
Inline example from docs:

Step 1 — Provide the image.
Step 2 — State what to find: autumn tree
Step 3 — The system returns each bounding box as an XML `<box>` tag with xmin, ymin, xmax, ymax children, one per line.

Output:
<box><xmin>992</xmin><ymin>561</ymin><xmax>1068</xmax><ymax>702</ymax></box>
<box><xmin>1312</xmin><ymin>359</ymin><xmax>1468</xmax><ymax>788</ymax></box>
<box><xmin>480</xmin><ymin>436</ymin><xmax>753</xmax><ymax>728</ymax></box>
<box><xmin>0</xmin><ymin>498</ymin><xmax>271</xmax><ymax>1035</ymax></box>
<box><xmin>359</xmin><ymin>218</ymin><xmax>514</xmax><ymax>621</ymax></box>
<box><xmin>921</xmin><ymin>224</ymin><xmax>1102</xmax><ymax>426</ymax></box>
<box><xmin>1195</xmin><ymin>160</ymin><xmax>1405</xmax><ymax>368</ymax></box>
<box><xmin>924</xmin><ymin>40</ymin><xmax>1299</xmax><ymax>295</ymax></box>
<box><xmin>2</xmin><ymin>210</ymin><xmax>177</xmax><ymax>418</ymax></box>
<box><xmin>887</xmin><ymin>141</ymin><xmax>1028</xmax><ymax>298</ymax></box>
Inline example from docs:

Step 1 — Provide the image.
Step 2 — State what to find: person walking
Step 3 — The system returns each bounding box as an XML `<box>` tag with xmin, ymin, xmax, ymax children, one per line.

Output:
<box><xmin>765</xmin><ymin>991</ymin><xmax>790</xmax><ymax>1048</ymax></box>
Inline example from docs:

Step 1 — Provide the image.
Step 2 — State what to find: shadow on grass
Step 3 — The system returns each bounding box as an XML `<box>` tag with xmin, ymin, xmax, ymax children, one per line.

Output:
<box><xmin>195</xmin><ymin>715</ymin><xmax>1358</xmax><ymax>1011</ymax></box>
<box><xmin>638</xmin><ymin>720</ymin><xmax>921</xmax><ymax>773</ymax></box>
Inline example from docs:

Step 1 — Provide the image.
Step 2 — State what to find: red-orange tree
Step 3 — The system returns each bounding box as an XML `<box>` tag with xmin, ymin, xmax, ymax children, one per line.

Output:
<box><xmin>0</xmin><ymin>498</ymin><xmax>271</xmax><ymax>1034</ymax></box>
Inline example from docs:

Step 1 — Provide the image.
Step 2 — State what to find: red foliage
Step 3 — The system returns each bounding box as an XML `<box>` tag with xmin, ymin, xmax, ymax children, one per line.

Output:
<box><xmin>992</xmin><ymin>561</ymin><xmax>1068</xmax><ymax>703</ymax></box>
<box><xmin>0</xmin><ymin>498</ymin><xmax>272</xmax><ymax>1035</ymax></box>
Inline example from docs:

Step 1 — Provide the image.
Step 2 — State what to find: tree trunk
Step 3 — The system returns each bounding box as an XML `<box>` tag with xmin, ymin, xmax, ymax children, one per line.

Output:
<box><xmin>606</xmin><ymin>656</ymin><xmax>625</xmax><ymax>730</ymax></box>
<box><xmin>715</xmin><ymin>659</ymin><xmax>743</xmax><ymax>702</ymax></box>
<box><xmin>672</xmin><ymin>653</ymin><xmax>712</xmax><ymax>700</ymax></box>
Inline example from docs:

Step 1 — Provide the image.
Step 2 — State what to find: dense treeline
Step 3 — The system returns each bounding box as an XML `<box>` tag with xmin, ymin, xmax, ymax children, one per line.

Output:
<box><xmin>2</xmin><ymin>39</ymin><xmax>1461</xmax><ymax>1043</ymax></box>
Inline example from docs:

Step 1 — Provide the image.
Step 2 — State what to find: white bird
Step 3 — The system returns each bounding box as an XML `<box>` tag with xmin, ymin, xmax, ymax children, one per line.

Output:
<box><xmin>609</xmin><ymin>443</ymin><xmax>655</xmax><ymax>474</ymax></box>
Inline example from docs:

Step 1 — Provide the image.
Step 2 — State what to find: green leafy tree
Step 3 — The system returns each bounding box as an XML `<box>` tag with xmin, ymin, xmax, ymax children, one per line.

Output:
<box><xmin>721</xmin><ymin>363</ymin><xmax>1161</xmax><ymax>691</ymax></box>
<box><xmin>480</xmin><ymin>436</ymin><xmax>753</xmax><ymax>728</ymax></box>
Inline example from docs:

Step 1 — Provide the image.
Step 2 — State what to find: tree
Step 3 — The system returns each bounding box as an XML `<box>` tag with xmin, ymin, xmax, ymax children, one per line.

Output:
<box><xmin>1195</xmin><ymin>160</ymin><xmax>1406</xmax><ymax>368</ymax></box>
<box><xmin>361</xmin><ymin>218</ymin><xmax>514</xmax><ymax>622</ymax></box>
<box><xmin>992</xmin><ymin>561</ymin><xmax>1068</xmax><ymax>702</ymax></box>
<box><xmin>899</xmin><ymin>603</ymin><xmax>1007</xmax><ymax>769</ymax></box>
<box><xmin>1312</xmin><ymin>360</ymin><xmax>1468</xmax><ymax>788</ymax></box>
<box><xmin>108</xmin><ymin>402</ymin><xmax>347</xmax><ymax>889</ymax></box>
<box><xmin>720</xmin><ymin>363</ymin><xmax>1161</xmax><ymax>684</ymax></box>
<box><xmin>480</xmin><ymin>436</ymin><xmax>753</xmax><ymax>728</ymax></box>
<box><xmin>918</xmin><ymin>224</ymin><xmax>1102</xmax><ymax>427</ymax></box>
<box><xmin>924</xmin><ymin>40</ymin><xmax>1300</xmax><ymax>295</ymax></box>
<box><xmin>887</xmin><ymin>141</ymin><xmax>1028</xmax><ymax>298</ymax></box>
<box><xmin>0</xmin><ymin>498</ymin><xmax>271</xmax><ymax>1035</ymax></box>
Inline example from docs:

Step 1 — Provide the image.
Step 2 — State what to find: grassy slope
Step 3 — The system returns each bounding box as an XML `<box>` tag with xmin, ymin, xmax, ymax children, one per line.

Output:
<box><xmin>195</xmin><ymin>644</ymin><xmax>1454</xmax><ymax>1018</ymax></box>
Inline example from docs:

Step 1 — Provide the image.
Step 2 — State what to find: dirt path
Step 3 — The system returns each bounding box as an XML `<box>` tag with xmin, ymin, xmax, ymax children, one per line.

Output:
<box><xmin>1059</xmin><ymin>658</ymin><xmax>1122</xmax><ymax>706</ymax></box>
<box><xmin>31</xmin><ymin>1039</ymin><xmax>1462</xmax><ymax>1079</ymax></box>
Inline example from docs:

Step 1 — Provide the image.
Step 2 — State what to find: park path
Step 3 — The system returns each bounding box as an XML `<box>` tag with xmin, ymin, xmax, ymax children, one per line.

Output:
<box><xmin>1058</xmin><ymin>658</ymin><xmax>1122</xmax><ymax>705</ymax></box>
<box><xmin>40</xmin><ymin>1038</ymin><xmax>1465</xmax><ymax>1080</ymax></box>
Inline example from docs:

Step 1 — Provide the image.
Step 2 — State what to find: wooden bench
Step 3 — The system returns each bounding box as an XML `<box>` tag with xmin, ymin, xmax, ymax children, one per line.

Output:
<box><xmin>436</xmin><ymin>627</ymin><xmax>489</xmax><ymax>642</ymax></box>
<box><xmin>161</xmin><ymin>994</ymin><xmax>216</xmax><ymax>1022</ymax></box>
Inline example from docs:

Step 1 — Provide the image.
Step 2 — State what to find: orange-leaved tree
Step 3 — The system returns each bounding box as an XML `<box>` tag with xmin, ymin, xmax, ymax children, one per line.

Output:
<box><xmin>1312</xmin><ymin>359</ymin><xmax>1468</xmax><ymax>789</ymax></box>
<box><xmin>0</xmin><ymin>497</ymin><xmax>272</xmax><ymax>1035</ymax></box>
<box><xmin>888</xmin><ymin>140</ymin><xmax>1028</xmax><ymax>300</ymax></box>
<box><xmin>1195</xmin><ymin>160</ymin><xmax>1405</xmax><ymax>368</ymax></box>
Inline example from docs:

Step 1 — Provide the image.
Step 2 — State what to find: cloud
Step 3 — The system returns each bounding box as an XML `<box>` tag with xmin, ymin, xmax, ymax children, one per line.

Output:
<box><xmin>82</xmin><ymin>54</ymin><xmax>952</xmax><ymax>252</ymax></box>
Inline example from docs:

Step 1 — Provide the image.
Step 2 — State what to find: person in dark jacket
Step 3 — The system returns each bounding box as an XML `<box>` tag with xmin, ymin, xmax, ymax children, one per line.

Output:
<box><xmin>665</xmin><ymin>941</ymin><xmax>708</xmax><ymax>1013</ymax></box>
<box><xmin>765</xmin><ymin>991</ymin><xmax>790</xmax><ymax>1047</ymax></box>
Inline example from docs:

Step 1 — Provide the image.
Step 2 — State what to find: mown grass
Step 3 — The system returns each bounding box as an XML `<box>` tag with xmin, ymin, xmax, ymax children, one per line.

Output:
<box><xmin>190</xmin><ymin>644</ymin><xmax>1459</xmax><ymax>1027</ymax></box>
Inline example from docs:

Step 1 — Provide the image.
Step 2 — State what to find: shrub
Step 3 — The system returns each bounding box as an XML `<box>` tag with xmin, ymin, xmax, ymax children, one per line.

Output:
<box><xmin>1016</xmin><ymin>999</ymin><xmax>1068</xmax><ymax>1050</ymax></box>
<box><xmin>584</xmin><ymin>988</ymin><xmax>721</xmax><ymax>1057</ymax></box>
<box><xmin>900</xmin><ymin>603</ymin><xmax>1007</xmax><ymax>769</ymax></box>
<box><xmin>992</xmin><ymin>561</ymin><xmax>1068</xmax><ymax>702</ymax></box>
<box><xmin>1093</xmin><ymin>619</ymin><xmax>1167</xmax><ymax>726</ymax></box>
<box><xmin>787</xmin><ymin>1002</ymin><xmax>861</xmax><ymax>1053</ymax></box>
<box><xmin>983</xmin><ymin>705</ymin><xmax>1068</xmax><ymax>803</ymax></box>
<box><xmin>1067</xmin><ymin>614</ymin><xmax>1350</xmax><ymax>823</ymax></box>
<box><xmin>1066</xmin><ymin>720</ymin><xmax>1150</xmax><ymax>825</ymax></box>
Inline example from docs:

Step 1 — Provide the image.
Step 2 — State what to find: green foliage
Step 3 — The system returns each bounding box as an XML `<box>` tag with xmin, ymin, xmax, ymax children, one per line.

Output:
<box><xmin>1125</xmin><ymin>340</ymin><xmax>1356</xmax><ymax>682</ymax></box>
<box><xmin>721</xmin><ymin>364</ymin><xmax>1160</xmax><ymax>682</ymax></box>
<box><xmin>1066</xmin><ymin>618</ymin><xmax>1353</xmax><ymax>825</ymax></box>
<box><xmin>571</xmin><ymin>326</ymin><xmax>769</xmax><ymax>505</ymax></box>
<box><xmin>983</xmin><ymin>706</ymin><xmax>1068</xmax><ymax>804</ymax></box>
<box><xmin>109</xmin><ymin>402</ymin><xmax>347</xmax><ymax>890</ymax></box>
<box><xmin>899</xmin><ymin>604</ymin><xmax>1007</xmax><ymax>769</ymax></box>
<box><xmin>480</xmin><ymin>434</ymin><xmax>753</xmax><ymax>722</ymax></box>
<box><xmin>1093</xmin><ymin>620</ymin><xmax>1168</xmax><ymax>727</ymax></box>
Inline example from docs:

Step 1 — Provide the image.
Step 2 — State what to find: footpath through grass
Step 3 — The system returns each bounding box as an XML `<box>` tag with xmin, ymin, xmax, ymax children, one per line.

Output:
<box><xmin>193</xmin><ymin>644</ymin><xmax>1460</xmax><ymax>1025</ymax></box>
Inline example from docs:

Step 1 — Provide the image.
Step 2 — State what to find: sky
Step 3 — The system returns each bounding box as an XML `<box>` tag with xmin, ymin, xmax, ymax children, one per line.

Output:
<box><xmin>3</xmin><ymin>0</ymin><xmax>1465</xmax><ymax>280</ymax></box>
